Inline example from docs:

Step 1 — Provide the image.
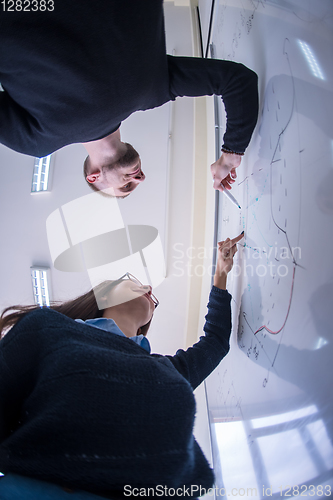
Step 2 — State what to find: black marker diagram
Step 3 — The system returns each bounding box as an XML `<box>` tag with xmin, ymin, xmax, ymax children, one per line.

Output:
<box><xmin>206</xmin><ymin>0</ymin><xmax>333</xmax><ymax>403</ymax></box>
<box><xmin>215</xmin><ymin>0</ymin><xmax>267</xmax><ymax>59</ymax></box>
<box><xmin>237</xmin><ymin>37</ymin><xmax>304</xmax><ymax>386</ymax></box>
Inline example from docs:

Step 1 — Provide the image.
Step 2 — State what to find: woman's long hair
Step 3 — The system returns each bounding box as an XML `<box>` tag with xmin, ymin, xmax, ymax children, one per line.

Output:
<box><xmin>0</xmin><ymin>280</ymin><xmax>152</xmax><ymax>339</ymax></box>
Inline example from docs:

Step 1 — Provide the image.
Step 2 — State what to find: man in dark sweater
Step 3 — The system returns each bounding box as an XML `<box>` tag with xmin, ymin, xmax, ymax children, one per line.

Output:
<box><xmin>0</xmin><ymin>0</ymin><xmax>258</xmax><ymax>197</ymax></box>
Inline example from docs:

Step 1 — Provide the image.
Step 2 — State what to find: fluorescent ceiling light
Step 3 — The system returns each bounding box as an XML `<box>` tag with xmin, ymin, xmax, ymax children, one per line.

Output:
<box><xmin>31</xmin><ymin>155</ymin><xmax>52</xmax><ymax>193</ymax></box>
<box><xmin>30</xmin><ymin>267</ymin><xmax>51</xmax><ymax>307</ymax></box>
<box><xmin>298</xmin><ymin>40</ymin><xmax>325</xmax><ymax>80</ymax></box>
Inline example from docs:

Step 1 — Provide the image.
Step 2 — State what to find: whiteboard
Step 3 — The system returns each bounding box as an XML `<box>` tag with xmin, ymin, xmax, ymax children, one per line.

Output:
<box><xmin>200</xmin><ymin>0</ymin><xmax>333</xmax><ymax>497</ymax></box>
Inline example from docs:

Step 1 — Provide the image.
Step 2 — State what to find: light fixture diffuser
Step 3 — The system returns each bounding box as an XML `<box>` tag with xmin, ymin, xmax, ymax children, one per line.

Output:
<box><xmin>31</xmin><ymin>155</ymin><xmax>52</xmax><ymax>193</ymax></box>
<box><xmin>30</xmin><ymin>267</ymin><xmax>51</xmax><ymax>307</ymax></box>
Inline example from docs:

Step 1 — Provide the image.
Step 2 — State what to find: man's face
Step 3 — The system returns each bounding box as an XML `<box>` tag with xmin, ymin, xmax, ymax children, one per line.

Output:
<box><xmin>103</xmin><ymin>157</ymin><xmax>145</xmax><ymax>197</ymax></box>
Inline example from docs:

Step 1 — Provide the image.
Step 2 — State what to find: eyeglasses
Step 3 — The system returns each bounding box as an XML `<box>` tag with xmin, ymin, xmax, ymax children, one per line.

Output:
<box><xmin>118</xmin><ymin>272</ymin><xmax>159</xmax><ymax>308</ymax></box>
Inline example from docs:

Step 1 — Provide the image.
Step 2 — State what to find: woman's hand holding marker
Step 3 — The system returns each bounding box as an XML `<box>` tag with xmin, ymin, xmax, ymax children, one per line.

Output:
<box><xmin>214</xmin><ymin>231</ymin><xmax>244</xmax><ymax>290</ymax></box>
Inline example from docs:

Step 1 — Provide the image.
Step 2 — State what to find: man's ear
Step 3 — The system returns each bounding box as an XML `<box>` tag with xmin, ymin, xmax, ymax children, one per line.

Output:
<box><xmin>86</xmin><ymin>170</ymin><xmax>102</xmax><ymax>184</ymax></box>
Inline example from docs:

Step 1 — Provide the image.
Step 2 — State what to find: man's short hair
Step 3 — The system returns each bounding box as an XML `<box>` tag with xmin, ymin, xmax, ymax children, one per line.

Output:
<box><xmin>83</xmin><ymin>156</ymin><xmax>120</xmax><ymax>198</ymax></box>
<box><xmin>84</xmin><ymin>156</ymin><xmax>104</xmax><ymax>193</ymax></box>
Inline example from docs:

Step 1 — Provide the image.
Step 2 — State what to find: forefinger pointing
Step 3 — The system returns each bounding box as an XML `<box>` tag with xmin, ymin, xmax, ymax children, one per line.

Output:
<box><xmin>231</xmin><ymin>231</ymin><xmax>245</xmax><ymax>245</ymax></box>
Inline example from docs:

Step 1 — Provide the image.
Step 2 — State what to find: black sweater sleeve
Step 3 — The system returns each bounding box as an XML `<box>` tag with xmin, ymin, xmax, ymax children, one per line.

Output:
<box><xmin>163</xmin><ymin>286</ymin><xmax>232</xmax><ymax>390</ymax></box>
<box><xmin>167</xmin><ymin>55</ymin><xmax>259</xmax><ymax>153</ymax></box>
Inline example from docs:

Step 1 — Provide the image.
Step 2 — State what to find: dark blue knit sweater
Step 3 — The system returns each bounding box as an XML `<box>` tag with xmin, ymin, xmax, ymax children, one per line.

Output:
<box><xmin>0</xmin><ymin>0</ymin><xmax>258</xmax><ymax>157</ymax></box>
<box><xmin>0</xmin><ymin>287</ymin><xmax>232</xmax><ymax>498</ymax></box>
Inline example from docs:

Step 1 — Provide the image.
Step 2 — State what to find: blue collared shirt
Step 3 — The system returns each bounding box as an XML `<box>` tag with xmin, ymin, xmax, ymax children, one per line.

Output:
<box><xmin>75</xmin><ymin>317</ymin><xmax>151</xmax><ymax>353</ymax></box>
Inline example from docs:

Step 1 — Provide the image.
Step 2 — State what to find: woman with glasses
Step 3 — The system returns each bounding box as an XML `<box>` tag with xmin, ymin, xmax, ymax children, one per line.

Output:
<box><xmin>0</xmin><ymin>232</ymin><xmax>243</xmax><ymax>500</ymax></box>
